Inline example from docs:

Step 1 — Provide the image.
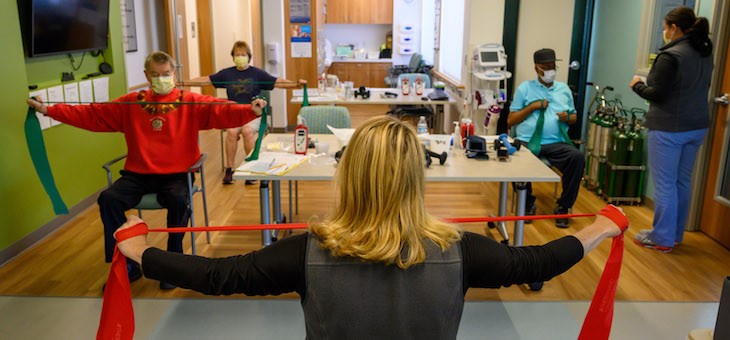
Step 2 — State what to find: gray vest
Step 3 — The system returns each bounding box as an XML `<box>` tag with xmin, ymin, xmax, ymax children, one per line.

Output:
<box><xmin>303</xmin><ymin>234</ymin><xmax>464</xmax><ymax>340</ymax></box>
<box><xmin>645</xmin><ymin>36</ymin><xmax>713</xmax><ymax>132</ymax></box>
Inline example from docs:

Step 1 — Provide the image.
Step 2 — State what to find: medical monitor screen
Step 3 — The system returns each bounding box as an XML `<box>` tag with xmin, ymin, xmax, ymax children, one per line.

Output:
<box><xmin>480</xmin><ymin>51</ymin><xmax>499</xmax><ymax>63</ymax></box>
<box><xmin>30</xmin><ymin>0</ymin><xmax>110</xmax><ymax>57</ymax></box>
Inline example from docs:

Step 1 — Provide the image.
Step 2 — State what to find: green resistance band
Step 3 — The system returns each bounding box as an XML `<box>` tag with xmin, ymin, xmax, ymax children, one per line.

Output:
<box><xmin>245</xmin><ymin>95</ymin><xmax>268</xmax><ymax>161</ymax></box>
<box><xmin>24</xmin><ymin>106</ymin><xmax>68</xmax><ymax>215</ymax></box>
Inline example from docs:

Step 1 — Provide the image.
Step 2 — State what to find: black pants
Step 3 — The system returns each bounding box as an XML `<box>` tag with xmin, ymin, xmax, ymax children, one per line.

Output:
<box><xmin>516</xmin><ymin>141</ymin><xmax>585</xmax><ymax>209</ymax></box>
<box><xmin>98</xmin><ymin>170</ymin><xmax>191</xmax><ymax>263</ymax></box>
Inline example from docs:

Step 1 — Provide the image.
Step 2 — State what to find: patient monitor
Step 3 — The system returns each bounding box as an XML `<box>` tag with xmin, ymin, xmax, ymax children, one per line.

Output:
<box><xmin>476</xmin><ymin>44</ymin><xmax>507</xmax><ymax>68</ymax></box>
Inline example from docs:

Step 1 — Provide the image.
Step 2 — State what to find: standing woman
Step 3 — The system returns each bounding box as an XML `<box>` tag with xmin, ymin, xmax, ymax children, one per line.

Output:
<box><xmin>187</xmin><ymin>41</ymin><xmax>305</xmax><ymax>184</ymax></box>
<box><xmin>629</xmin><ymin>7</ymin><xmax>713</xmax><ymax>252</ymax></box>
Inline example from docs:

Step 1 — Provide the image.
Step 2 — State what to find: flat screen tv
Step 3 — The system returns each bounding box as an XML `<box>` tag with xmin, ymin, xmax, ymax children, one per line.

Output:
<box><xmin>28</xmin><ymin>0</ymin><xmax>110</xmax><ymax>57</ymax></box>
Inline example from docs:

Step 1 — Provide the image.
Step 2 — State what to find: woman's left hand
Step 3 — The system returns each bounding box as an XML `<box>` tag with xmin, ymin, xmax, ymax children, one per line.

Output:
<box><xmin>113</xmin><ymin>215</ymin><xmax>151</xmax><ymax>264</ymax></box>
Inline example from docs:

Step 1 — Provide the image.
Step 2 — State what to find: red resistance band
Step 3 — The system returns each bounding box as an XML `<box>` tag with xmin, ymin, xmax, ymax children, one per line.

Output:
<box><xmin>98</xmin><ymin>206</ymin><xmax>629</xmax><ymax>340</ymax></box>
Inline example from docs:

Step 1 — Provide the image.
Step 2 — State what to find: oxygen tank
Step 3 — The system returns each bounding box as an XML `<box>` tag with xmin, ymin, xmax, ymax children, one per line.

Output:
<box><xmin>623</xmin><ymin>122</ymin><xmax>645</xmax><ymax>198</ymax></box>
<box><xmin>605</xmin><ymin>122</ymin><xmax>629</xmax><ymax>197</ymax></box>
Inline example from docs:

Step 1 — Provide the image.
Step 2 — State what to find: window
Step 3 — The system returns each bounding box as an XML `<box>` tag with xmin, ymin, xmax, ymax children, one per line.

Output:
<box><xmin>437</xmin><ymin>0</ymin><xmax>465</xmax><ymax>82</ymax></box>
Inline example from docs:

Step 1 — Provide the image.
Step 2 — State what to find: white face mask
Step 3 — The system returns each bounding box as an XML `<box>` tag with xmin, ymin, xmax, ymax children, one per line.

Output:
<box><xmin>151</xmin><ymin>76</ymin><xmax>175</xmax><ymax>95</ymax></box>
<box><xmin>234</xmin><ymin>55</ymin><xmax>250</xmax><ymax>69</ymax></box>
<box><xmin>540</xmin><ymin>69</ymin><xmax>557</xmax><ymax>84</ymax></box>
<box><xmin>662</xmin><ymin>28</ymin><xmax>673</xmax><ymax>44</ymax></box>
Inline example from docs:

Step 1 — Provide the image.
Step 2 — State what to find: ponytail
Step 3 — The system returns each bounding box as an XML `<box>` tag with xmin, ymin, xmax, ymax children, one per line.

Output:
<box><xmin>688</xmin><ymin>17</ymin><xmax>713</xmax><ymax>57</ymax></box>
<box><xmin>665</xmin><ymin>6</ymin><xmax>713</xmax><ymax>57</ymax></box>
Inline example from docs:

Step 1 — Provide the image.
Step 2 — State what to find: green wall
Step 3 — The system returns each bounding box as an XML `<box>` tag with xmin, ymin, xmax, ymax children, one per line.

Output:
<box><xmin>0</xmin><ymin>0</ymin><xmax>127</xmax><ymax>250</ymax></box>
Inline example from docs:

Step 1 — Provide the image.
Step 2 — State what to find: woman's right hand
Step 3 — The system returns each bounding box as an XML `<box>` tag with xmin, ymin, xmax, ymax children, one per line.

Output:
<box><xmin>113</xmin><ymin>215</ymin><xmax>151</xmax><ymax>264</ymax></box>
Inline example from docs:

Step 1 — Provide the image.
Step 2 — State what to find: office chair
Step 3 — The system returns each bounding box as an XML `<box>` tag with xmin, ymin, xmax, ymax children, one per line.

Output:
<box><xmin>102</xmin><ymin>153</ymin><xmax>210</xmax><ymax>255</ymax></box>
<box><xmin>298</xmin><ymin>105</ymin><xmax>351</xmax><ymax>133</ymax></box>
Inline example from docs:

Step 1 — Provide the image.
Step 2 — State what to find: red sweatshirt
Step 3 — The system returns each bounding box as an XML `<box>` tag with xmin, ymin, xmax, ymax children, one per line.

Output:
<box><xmin>47</xmin><ymin>89</ymin><xmax>259</xmax><ymax>174</ymax></box>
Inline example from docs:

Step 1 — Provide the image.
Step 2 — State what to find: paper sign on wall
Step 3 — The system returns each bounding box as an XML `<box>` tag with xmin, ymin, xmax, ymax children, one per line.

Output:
<box><xmin>63</xmin><ymin>83</ymin><xmax>80</xmax><ymax>105</ymax></box>
<box><xmin>93</xmin><ymin>77</ymin><xmax>109</xmax><ymax>102</ymax></box>
<box><xmin>79</xmin><ymin>80</ymin><xmax>94</xmax><ymax>103</ymax></box>
<box><xmin>46</xmin><ymin>85</ymin><xmax>64</xmax><ymax>126</ymax></box>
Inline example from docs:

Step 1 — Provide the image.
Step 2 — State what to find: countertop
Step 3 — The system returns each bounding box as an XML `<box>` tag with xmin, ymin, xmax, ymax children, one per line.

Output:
<box><xmin>331</xmin><ymin>58</ymin><xmax>392</xmax><ymax>63</ymax></box>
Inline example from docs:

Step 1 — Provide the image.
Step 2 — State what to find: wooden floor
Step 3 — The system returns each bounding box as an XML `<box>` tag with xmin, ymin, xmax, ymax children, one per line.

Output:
<box><xmin>2</xmin><ymin>107</ymin><xmax>729</xmax><ymax>302</ymax></box>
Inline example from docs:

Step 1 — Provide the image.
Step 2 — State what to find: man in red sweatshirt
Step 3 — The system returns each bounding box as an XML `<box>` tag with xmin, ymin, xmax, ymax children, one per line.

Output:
<box><xmin>26</xmin><ymin>51</ymin><xmax>266</xmax><ymax>290</ymax></box>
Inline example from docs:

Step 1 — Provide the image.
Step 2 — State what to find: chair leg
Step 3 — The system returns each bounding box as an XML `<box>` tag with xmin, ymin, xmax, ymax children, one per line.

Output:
<box><xmin>289</xmin><ymin>180</ymin><xmax>294</xmax><ymax>223</ymax></box>
<box><xmin>295</xmin><ymin>181</ymin><xmax>299</xmax><ymax>215</ymax></box>
<box><xmin>201</xmin><ymin>170</ymin><xmax>211</xmax><ymax>244</ymax></box>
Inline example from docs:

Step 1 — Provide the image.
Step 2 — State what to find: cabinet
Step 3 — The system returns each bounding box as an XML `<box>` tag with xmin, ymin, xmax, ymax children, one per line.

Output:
<box><xmin>327</xmin><ymin>62</ymin><xmax>390</xmax><ymax>88</ymax></box>
<box><xmin>326</xmin><ymin>0</ymin><xmax>393</xmax><ymax>24</ymax></box>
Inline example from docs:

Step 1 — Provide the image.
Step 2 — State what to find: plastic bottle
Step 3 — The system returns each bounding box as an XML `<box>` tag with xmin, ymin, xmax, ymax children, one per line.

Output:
<box><xmin>414</xmin><ymin>76</ymin><xmax>424</xmax><ymax>95</ymax></box>
<box><xmin>460</xmin><ymin>117</ymin><xmax>474</xmax><ymax>148</ymax></box>
<box><xmin>317</xmin><ymin>73</ymin><xmax>326</xmax><ymax>94</ymax></box>
<box><xmin>452</xmin><ymin>121</ymin><xmax>461</xmax><ymax>149</ymax></box>
<box><xmin>401</xmin><ymin>77</ymin><xmax>410</xmax><ymax>95</ymax></box>
<box><xmin>417</xmin><ymin>116</ymin><xmax>428</xmax><ymax>135</ymax></box>
<box><xmin>294</xmin><ymin>115</ymin><xmax>309</xmax><ymax>155</ymax></box>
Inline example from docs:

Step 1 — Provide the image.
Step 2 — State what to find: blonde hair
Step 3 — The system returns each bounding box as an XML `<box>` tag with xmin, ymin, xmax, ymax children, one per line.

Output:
<box><xmin>144</xmin><ymin>51</ymin><xmax>177</xmax><ymax>71</ymax></box>
<box><xmin>310</xmin><ymin>116</ymin><xmax>462</xmax><ymax>269</ymax></box>
<box><xmin>230</xmin><ymin>41</ymin><xmax>253</xmax><ymax>59</ymax></box>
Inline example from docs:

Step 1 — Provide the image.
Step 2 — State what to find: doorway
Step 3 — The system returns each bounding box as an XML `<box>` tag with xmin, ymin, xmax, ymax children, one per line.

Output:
<box><xmin>699</xmin><ymin>13</ymin><xmax>730</xmax><ymax>249</ymax></box>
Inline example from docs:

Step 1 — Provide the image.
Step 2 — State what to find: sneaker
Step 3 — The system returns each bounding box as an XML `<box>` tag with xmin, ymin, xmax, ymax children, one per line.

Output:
<box><xmin>638</xmin><ymin>229</ymin><xmax>680</xmax><ymax>247</ymax></box>
<box><xmin>554</xmin><ymin>206</ymin><xmax>569</xmax><ymax>228</ymax></box>
<box><xmin>634</xmin><ymin>233</ymin><xmax>673</xmax><ymax>253</ymax></box>
<box><xmin>524</xmin><ymin>204</ymin><xmax>537</xmax><ymax>224</ymax></box>
<box><xmin>223</xmin><ymin>168</ymin><xmax>234</xmax><ymax>184</ymax></box>
<box><xmin>245</xmin><ymin>180</ymin><xmax>258</xmax><ymax>185</ymax></box>
<box><xmin>159</xmin><ymin>281</ymin><xmax>177</xmax><ymax>290</ymax></box>
<box><xmin>127</xmin><ymin>263</ymin><xmax>142</xmax><ymax>283</ymax></box>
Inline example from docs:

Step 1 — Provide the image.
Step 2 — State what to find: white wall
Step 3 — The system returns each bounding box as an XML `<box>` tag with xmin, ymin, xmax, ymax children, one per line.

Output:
<box><xmin>262</xmin><ymin>0</ymin><xmax>288</xmax><ymax>129</ymax></box>
<box><xmin>123</xmin><ymin>0</ymin><xmax>167</xmax><ymax>89</ymax></box>
<box><xmin>211</xmin><ymin>0</ymin><xmax>252</xmax><ymax>98</ymax></box>
<box><xmin>514</xmin><ymin>0</ymin><xmax>574</xmax><ymax>87</ymax></box>
<box><xmin>323</xmin><ymin>24</ymin><xmax>391</xmax><ymax>57</ymax></box>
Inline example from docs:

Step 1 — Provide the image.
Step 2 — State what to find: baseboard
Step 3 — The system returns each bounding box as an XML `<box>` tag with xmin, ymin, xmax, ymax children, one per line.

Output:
<box><xmin>271</xmin><ymin>127</ymin><xmax>288</xmax><ymax>133</ymax></box>
<box><xmin>0</xmin><ymin>191</ymin><xmax>101</xmax><ymax>267</ymax></box>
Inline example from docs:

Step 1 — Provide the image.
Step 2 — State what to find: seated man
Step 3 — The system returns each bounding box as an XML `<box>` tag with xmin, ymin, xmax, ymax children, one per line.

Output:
<box><xmin>27</xmin><ymin>51</ymin><xmax>266</xmax><ymax>289</ymax></box>
<box><xmin>507</xmin><ymin>48</ymin><xmax>584</xmax><ymax>228</ymax></box>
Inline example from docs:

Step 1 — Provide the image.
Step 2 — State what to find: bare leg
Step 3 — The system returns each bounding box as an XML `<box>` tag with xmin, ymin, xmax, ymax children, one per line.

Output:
<box><xmin>242</xmin><ymin>125</ymin><xmax>258</xmax><ymax>156</ymax></box>
<box><xmin>225</xmin><ymin>127</ymin><xmax>243</xmax><ymax>169</ymax></box>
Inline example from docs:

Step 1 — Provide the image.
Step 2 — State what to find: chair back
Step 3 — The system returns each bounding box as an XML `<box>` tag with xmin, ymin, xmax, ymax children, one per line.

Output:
<box><xmin>407</xmin><ymin>53</ymin><xmax>424</xmax><ymax>71</ymax></box>
<box><xmin>298</xmin><ymin>106</ymin><xmax>351</xmax><ymax>134</ymax></box>
<box><xmin>396</xmin><ymin>73</ymin><xmax>432</xmax><ymax>88</ymax></box>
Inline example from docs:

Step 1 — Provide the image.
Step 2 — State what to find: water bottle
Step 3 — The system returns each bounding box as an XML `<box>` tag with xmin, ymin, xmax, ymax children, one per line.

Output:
<box><xmin>317</xmin><ymin>73</ymin><xmax>326</xmax><ymax>94</ymax></box>
<box><xmin>417</xmin><ymin>116</ymin><xmax>428</xmax><ymax>135</ymax></box>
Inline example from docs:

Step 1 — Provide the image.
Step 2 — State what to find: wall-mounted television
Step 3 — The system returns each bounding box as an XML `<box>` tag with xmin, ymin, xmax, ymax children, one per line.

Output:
<box><xmin>23</xmin><ymin>0</ymin><xmax>110</xmax><ymax>57</ymax></box>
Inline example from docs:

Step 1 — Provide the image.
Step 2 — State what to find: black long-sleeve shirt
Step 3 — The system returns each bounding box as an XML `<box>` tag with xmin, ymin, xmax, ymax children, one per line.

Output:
<box><xmin>141</xmin><ymin>232</ymin><xmax>584</xmax><ymax>298</ymax></box>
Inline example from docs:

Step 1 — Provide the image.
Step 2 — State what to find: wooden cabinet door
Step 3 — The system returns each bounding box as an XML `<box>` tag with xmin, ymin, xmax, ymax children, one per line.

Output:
<box><xmin>326</xmin><ymin>0</ymin><xmax>348</xmax><ymax>23</ymax></box>
<box><xmin>368</xmin><ymin>62</ymin><xmax>390</xmax><ymax>87</ymax></box>
<box><xmin>327</xmin><ymin>63</ymin><xmax>349</xmax><ymax>83</ymax></box>
<box><xmin>349</xmin><ymin>63</ymin><xmax>370</xmax><ymax>87</ymax></box>
<box><xmin>370</xmin><ymin>0</ymin><xmax>393</xmax><ymax>24</ymax></box>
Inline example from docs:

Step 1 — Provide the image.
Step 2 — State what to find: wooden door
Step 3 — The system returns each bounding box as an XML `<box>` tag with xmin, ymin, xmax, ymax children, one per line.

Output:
<box><xmin>164</xmin><ymin>0</ymin><xmax>190</xmax><ymax>80</ymax></box>
<box><xmin>700</xmin><ymin>34</ymin><xmax>730</xmax><ymax>249</ymax></box>
<box><xmin>250</xmin><ymin>0</ymin><xmax>264</xmax><ymax>69</ymax></box>
<box><xmin>196</xmin><ymin>0</ymin><xmax>214</xmax><ymax>96</ymax></box>
<box><xmin>325</xmin><ymin>0</ymin><xmax>348</xmax><ymax>23</ymax></box>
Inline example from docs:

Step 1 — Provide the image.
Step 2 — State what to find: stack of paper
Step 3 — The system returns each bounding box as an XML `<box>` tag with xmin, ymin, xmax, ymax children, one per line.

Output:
<box><xmin>235</xmin><ymin>152</ymin><xmax>308</xmax><ymax>176</ymax></box>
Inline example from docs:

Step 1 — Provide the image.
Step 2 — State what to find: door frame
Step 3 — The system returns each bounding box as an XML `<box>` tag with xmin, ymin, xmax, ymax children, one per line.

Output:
<box><xmin>567</xmin><ymin>0</ymin><xmax>595</xmax><ymax>142</ymax></box>
<box><xmin>688</xmin><ymin>0</ymin><xmax>730</xmax><ymax>230</ymax></box>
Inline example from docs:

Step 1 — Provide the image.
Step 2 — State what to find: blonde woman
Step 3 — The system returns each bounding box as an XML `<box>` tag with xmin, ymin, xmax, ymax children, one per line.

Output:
<box><xmin>115</xmin><ymin>115</ymin><xmax>625</xmax><ymax>338</ymax></box>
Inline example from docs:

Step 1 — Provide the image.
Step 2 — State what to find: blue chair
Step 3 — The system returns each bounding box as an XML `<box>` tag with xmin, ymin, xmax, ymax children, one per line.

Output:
<box><xmin>102</xmin><ymin>153</ymin><xmax>210</xmax><ymax>255</ymax></box>
<box><xmin>298</xmin><ymin>106</ymin><xmax>351</xmax><ymax>134</ymax></box>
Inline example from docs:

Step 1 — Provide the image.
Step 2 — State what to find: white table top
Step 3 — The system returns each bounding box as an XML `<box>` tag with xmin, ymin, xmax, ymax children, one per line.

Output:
<box><xmin>233</xmin><ymin>134</ymin><xmax>560</xmax><ymax>183</ymax></box>
<box><xmin>291</xmin><ymin>88</ymin><xmax>455</xmax><ymax>105</ymax></box>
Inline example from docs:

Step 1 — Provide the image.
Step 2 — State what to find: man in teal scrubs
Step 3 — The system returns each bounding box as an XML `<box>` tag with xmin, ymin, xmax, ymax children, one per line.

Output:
<box><xmin>508</xmin><ymin>48</ymin><xmax>584</xmax><ymax>228</ymax></box>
